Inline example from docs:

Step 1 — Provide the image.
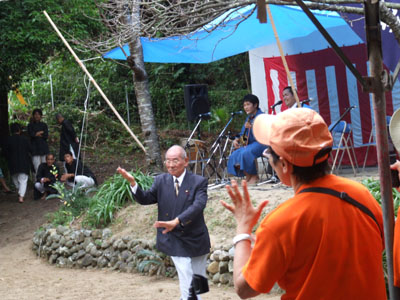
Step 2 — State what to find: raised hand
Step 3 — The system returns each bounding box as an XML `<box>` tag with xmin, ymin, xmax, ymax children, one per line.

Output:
<box><xmin>116</xmin><ymin>167</ymin><xmax>136</xmax><ymax>187</ymax></box>
<box><xmin>221</xmin><ymin>180</ymin><xmax>268</xmax><ymax>234</ymax></box>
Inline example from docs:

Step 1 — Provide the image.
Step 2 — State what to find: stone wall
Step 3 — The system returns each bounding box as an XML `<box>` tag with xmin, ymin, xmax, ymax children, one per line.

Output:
<box><xmin>32</xmin><ymin>225</ymin><xmax>235</xmax><ymax>286</ymax></box>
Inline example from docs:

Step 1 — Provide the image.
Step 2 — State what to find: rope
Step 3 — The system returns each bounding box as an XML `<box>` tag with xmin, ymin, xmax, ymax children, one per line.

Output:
<box><xmin>73</xmin><ymin>75</ymin><xmax>90</xmax><ymax>191</ymax></box>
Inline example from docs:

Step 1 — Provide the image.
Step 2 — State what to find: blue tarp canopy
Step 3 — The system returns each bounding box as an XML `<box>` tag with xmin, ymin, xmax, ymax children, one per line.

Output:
<box><xmin>104</xmin><ymin>4</ymin><xmax>362</xmax><ymax>64</ymax></box>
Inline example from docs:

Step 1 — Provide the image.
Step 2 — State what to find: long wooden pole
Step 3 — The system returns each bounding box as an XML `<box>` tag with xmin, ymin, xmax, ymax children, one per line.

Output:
<box><xmin>266</xmin><ymin>5</ymin><xmax>301</xmax><ymax>108</ymax></box>
<box><xmin>43</xmin><ymin>10</ymin><xmax>147</xmax><ymax>154</ymax></box>
<box><xmin>364</xmin><ymin>2</ymin><xmax>399</xmax><ymax>298</ymax></box>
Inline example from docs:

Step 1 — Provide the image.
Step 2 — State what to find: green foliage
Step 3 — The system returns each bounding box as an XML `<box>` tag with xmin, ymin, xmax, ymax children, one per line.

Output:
<box><xmin>85</xmin><ymin>170</ymin><xmax>154</xmax><ymax>228</ymax></box>
<box><xmin>46</xmin><ymin>181</ymin><xmax>95</xmax><ymax>226</ymax></box>
<box><xmin>362</xmin><ymin>178</ymin><xmax>400</xmax><ymax>216</ymax></box>
<box><xmin>362</xmin><ymin>178</ymin><xmax>400</xmax><ymax>294</ymax></box>
<box><xmin>0</xmin><ymin>0</ymin><xmax>103</xmax><ymax>90</ymax></box>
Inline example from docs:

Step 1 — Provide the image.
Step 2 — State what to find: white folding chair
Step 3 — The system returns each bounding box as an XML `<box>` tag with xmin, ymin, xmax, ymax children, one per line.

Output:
<box><xmin>330</xmin><ymin>121</ymin><xmax>358</xmax><ymax>176</ymax></box>
<box><xmin>362</xmin><ymin>116</ymin><xmax>394</xmax><ymax>171</ymax></box>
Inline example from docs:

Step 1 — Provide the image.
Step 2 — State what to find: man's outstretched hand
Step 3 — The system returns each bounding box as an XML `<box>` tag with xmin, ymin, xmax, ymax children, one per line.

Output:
<box><xmin>221</xmin><ymin>179</ymin><xmax>268</xmax><ymax>235</ymax></box>
<box><xmin>117</xmin><ymin>167</ymin><xmax>136</xmax><ymax>187</ymax></box>
<box><xmin>154</xmin><ymin>218</ymin><xmax>180</xmax><ymax>234</ymax></box>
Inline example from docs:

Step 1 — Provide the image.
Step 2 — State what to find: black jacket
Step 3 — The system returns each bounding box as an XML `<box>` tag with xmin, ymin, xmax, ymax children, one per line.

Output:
<box><xmin>59</xmin><ymin>119</ymin><xmax>79</xmax><ymax>161</ymax></box>
<box><xmin>36</xmin><ymin>163</ymin><xmax>60</xmax><ymax>186</ymax></box>
<box><xmin>134</xmin><ymin>172</ymin><xmax>210</xmax><ymax>257</ymax></box>
<box><xmin>27</xmin><ymin>121</ymin><xmax>49</xmax><ymax>156</ymax></box>
<box><xmin>65</xmin><ymin>159</ymin><xmax>97</xmax><ymax>185</ymax></box>
<box><xmin>4</xmin><ymin>134</ymin><xmax>32</xmax><ymax>175</ymax></box>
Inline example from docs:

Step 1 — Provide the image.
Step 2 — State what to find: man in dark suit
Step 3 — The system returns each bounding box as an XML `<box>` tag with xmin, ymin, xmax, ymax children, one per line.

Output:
<box><xmin>117</xmin><ymin>145</ymin><xmax>210</xmax><ymax>300</ymax></box>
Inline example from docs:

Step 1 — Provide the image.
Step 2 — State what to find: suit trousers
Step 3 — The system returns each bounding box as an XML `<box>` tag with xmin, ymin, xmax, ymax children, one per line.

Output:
<box><xmin>171</xmin><ymin>254</ymin><xmax>208</xmax><ymax>300</ymax></box>
<box><xmin>11</xmin><ymin>173</ymin><xmax>28</xmax><ymax>197</ymax></box>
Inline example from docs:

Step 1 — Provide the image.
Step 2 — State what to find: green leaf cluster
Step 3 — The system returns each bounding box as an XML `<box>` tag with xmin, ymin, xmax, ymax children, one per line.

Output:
<box><xmin>85</xmin><ymin>170</ymin><xmax>153</xmax><ymax>228</ymax></box>
<box><xmin>46</xmin><ymin>181</ymin><xmax>95</xmax><ymax>226</ymax></box>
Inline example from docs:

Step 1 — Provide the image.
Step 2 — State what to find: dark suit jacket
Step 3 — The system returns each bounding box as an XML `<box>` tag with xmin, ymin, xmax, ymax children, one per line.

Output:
<box><xmin>4</xmin><ymin>134</ymin><xmax>32</xmax><ymax>175</ymax></box>
<box><xmin>133</xmin><ymin>172</ymin><xmax>210</xmax><ymax>257</ymax></box>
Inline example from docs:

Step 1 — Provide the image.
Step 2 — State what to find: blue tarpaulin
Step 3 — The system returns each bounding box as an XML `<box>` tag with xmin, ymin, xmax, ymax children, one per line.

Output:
<box><xmin>103</xmin><ymin>5</ymin><xmax>362</xmax><ymax>64</ymax></box>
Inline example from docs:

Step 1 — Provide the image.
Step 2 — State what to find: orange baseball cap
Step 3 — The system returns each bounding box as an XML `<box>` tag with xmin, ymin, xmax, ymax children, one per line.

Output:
<box><xmin>253</xmin><ymin>108</ymin><xmax>333</xmax><ymax>167</ymax></box>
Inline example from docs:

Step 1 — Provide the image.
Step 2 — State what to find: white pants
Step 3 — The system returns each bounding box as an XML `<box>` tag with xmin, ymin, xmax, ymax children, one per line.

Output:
<box><xmin>11</xmin><ymin>173</ymin><xmax>29</xmax><ymax>197</ymax></box>
<box><xmin>66</xmin><ymin>175</ymin><xmax>95</xmax><ymax>188</ymax></box>
<box><xmin>32</xmin><ymin>155</ymin><xmax>46</xmax><ymax>173</ymax></box>
<box><xmin>171</xmin><ymin>254</ymin><xmax>208</xmax><ymax>300</ymax></box>
<box><xmin>34</xmin><ymin>182</ymin><xmax>46</xmax><ymax>194</ymax></box>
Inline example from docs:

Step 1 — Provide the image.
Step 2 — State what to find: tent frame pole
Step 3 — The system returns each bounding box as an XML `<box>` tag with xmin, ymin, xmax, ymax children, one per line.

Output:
<box><xmin>293</xmin><ymin>0</ymin><xmax>366</xmax><ymax>89</ymax></box>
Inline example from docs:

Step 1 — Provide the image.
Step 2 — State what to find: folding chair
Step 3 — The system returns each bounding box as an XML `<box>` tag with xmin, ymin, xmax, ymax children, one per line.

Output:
<box><xmin>330</xmin><ymin>120</ymin><xmax>358</xmax><ymax>176</ymax></box>
<box><xmin>362</xmin><ymin>116</ymin><xmax>394</xmax><ymax>171</ymax></box>
<box><xmin>183</xmin><ymin>139</ymin><xmax>208</xmax><ymax>175</ymax></box>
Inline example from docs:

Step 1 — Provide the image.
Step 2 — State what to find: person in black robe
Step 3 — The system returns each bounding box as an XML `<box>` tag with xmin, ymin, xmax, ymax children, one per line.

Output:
<box><xmin>28</xmin><ymin>108</ymin><xmax>49</xmax><ymax>173</ymax></box>
<box><xmin>55</xmin><ymin>113</ymin><xmax>79</xmax><ymax>162</ymax></box>
<box><xmin>3</xmin><ymin>123</ymin><xmax>32</xmax><ymax>203</ymax></box>
<box><xmin>61</xmin><ymin>151</ymin><xmax>97</xmax><ymax>188</ymax></box>
<box><xmin>34</xmin><ymin>153</ymin><xmax>60</xmax><ymax>200</ymax></box>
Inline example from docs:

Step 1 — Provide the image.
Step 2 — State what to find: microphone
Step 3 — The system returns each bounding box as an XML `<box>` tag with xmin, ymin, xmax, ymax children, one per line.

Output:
<box><xmin>270</xmin><ymin>100</ymin><xmax>283</xmax><ymax>109</ymax></box>
<box><xmin>300</xmin><ymin>98</ymin><xmax>313</xmax><ymax>106</ymax></box>
<box><xmin>198</xmin><ymin>112</ymin><xmax>211</xmax><ymax>118</ymax></box>
<box><xmin>231</xmin><ymin>111</ymin><xmax>243</xmax><ymax>116</ymax></box>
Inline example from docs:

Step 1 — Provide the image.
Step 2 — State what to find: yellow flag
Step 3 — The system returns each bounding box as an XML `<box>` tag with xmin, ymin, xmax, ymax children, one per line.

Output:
<box><xmin>14</xmin><ymin>88</ymin><xmax>27</xmax><ymax>105</ymax></box>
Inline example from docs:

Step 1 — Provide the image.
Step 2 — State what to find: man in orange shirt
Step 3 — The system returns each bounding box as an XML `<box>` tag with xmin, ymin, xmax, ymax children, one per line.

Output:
<box><xmin>221</xmin><ymin>108</ymin><xmax>386</xmax><ymax>299</ymax></box>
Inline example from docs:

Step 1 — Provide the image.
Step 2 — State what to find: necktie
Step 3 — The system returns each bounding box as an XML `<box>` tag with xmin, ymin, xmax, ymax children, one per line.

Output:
<box><xmin>175</xmin><ymin>179</ymin><xmax>179</xmax><ymax>196</ymax></box>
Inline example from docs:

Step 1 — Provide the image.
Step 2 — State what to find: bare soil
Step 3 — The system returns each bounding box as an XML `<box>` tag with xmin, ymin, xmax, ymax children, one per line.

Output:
<box><xmin>0</xmin><ymin>161</ymin><xmax>379</xmax><ymax>300</ymax></box>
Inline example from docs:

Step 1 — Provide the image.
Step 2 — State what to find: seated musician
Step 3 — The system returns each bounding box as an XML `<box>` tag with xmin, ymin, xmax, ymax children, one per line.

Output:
<box><xmin>227</xmin><ymin>94</ymin><xmax>267</xmax><ymax>184</ymax></box>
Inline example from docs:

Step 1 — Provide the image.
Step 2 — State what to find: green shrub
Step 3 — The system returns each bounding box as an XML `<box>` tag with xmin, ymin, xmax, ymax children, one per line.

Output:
<box><xmin>46</xmin><ymin>181</ymin><xmax>95</xmax><ymax>226</ymax></box>
<box><xmin>85</xmin><ymin>170</ymin><xmax>153</xmax><ymax>228</ymax></box>
<box><xmin>362</xmin><ymin>178</ymin><xmax>400</xmax><ymax>295</ymax></box>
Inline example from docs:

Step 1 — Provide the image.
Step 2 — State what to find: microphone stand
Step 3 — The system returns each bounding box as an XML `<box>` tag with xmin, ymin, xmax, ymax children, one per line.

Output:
<box><xmin>329</xmin><ymin>106</ymin><xmax>356</xmax><ymax>132</ymax></box>
<box><xmin>185</xmin><ymin>115</ymin><xmax>207</xmax><ymax>175</ymax></box>
<box><xmin>184</xmin><ymin>115</ymin><xmax>204</xmax><ymax>151</ymax></box>
<box><xmin>205</xmin><ymin>113</ymin><xmax>237</xmax><ymax>187</ymax></box>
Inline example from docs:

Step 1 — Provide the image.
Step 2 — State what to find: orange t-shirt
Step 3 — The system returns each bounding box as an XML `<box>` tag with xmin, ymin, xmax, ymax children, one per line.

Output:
<box><xmin>242</xmin><ymin>174</ymin><xmax>386</xmax><ymax>300</ymax></box>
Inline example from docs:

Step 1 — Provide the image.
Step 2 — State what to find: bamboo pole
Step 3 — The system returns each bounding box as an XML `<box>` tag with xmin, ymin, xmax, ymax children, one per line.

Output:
<box><xmin>266</xmin><ymin>5</ymin><xmax>301</xmax><ymax>108</ymax></box>
<box><xmin>364</xmin><ymin>2</ymin><xmax>399</xmax><ymax>298</ymax></box>
<box><xmin>43</xmin><ymin>11</ymin><xmax>147</xmax><ymax>154</ymax></box>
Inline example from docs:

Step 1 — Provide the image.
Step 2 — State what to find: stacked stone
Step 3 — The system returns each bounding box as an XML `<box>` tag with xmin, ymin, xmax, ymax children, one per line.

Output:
<box><xmin>206</xmin><ymin>247</ymin><xmax>234</xmax><ymax>287</ymax></box>
<box><xmin>32</xmin><ymin>225</ymin><xmax>246</xmax><ymax>288</ymax></box>
<box><xmin>32</xmin><ymin>225</ymin><xmax>176</xmax><ymax>278</ymax></box>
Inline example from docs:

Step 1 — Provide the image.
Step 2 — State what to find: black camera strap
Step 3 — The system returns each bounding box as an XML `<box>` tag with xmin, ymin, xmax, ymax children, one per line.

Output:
<box><xmin>298</xmin><ymin>187</ymin><xmax>382</xmax><ymax>238</ymax></box>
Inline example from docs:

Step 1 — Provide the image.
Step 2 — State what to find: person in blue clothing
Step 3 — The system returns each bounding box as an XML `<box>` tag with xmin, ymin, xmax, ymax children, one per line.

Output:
<box><xmin>227</xmin><ymin>94</ymin><xmax>267</xmax><ymax>184</ymax></box>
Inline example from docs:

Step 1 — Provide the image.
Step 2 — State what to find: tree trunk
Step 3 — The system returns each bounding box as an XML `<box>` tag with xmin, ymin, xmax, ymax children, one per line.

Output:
<box><xmin>123</xmin><ymin>1</ymin><xmax>162</xmax><ymax>171</ymax></box>
<box><xmin>127</xmin><ymin>37</ymin><xmax>163</xmax><ymax>170</ymax></box>
<box><xmin>0</xmin><ymin>86</ymin><xmax>9</xmax><ymax>146</ymax></box>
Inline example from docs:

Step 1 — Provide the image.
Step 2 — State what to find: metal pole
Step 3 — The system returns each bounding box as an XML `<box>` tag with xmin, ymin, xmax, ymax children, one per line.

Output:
<box><xmin>125</xmin><ymin>85</ymin><xmax>130</xmax><ymax>126</ymax></box>
<box><xmin>49</xmin><ymin>74</ymin><xmax>54</xmax><ymax>110</ymax></box>
<box><xmin>365</xmin><ymin>1</ymin><xmax>400</xmax><ymax>299</ymax></box>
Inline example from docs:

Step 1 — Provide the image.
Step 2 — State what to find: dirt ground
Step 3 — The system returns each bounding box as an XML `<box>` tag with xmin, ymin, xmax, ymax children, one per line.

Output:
<box><xmin>0</xmin><ymin>167</ymin><xmax>379</xmax><ymax>300</ymax></box>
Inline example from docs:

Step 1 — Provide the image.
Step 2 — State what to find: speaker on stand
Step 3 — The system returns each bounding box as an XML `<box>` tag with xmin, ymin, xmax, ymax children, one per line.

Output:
<box><xmin>184</xmin><ymin>84</ymin><xmax>210</xmax><ymax>123</ymax></box>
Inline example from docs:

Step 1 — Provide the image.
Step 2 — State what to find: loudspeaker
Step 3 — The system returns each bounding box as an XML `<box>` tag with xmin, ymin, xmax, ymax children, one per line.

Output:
<box><xmin>184</xmin><ymin>84</ymin><xmax>210</xmax><ymax>121</ymax></box>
